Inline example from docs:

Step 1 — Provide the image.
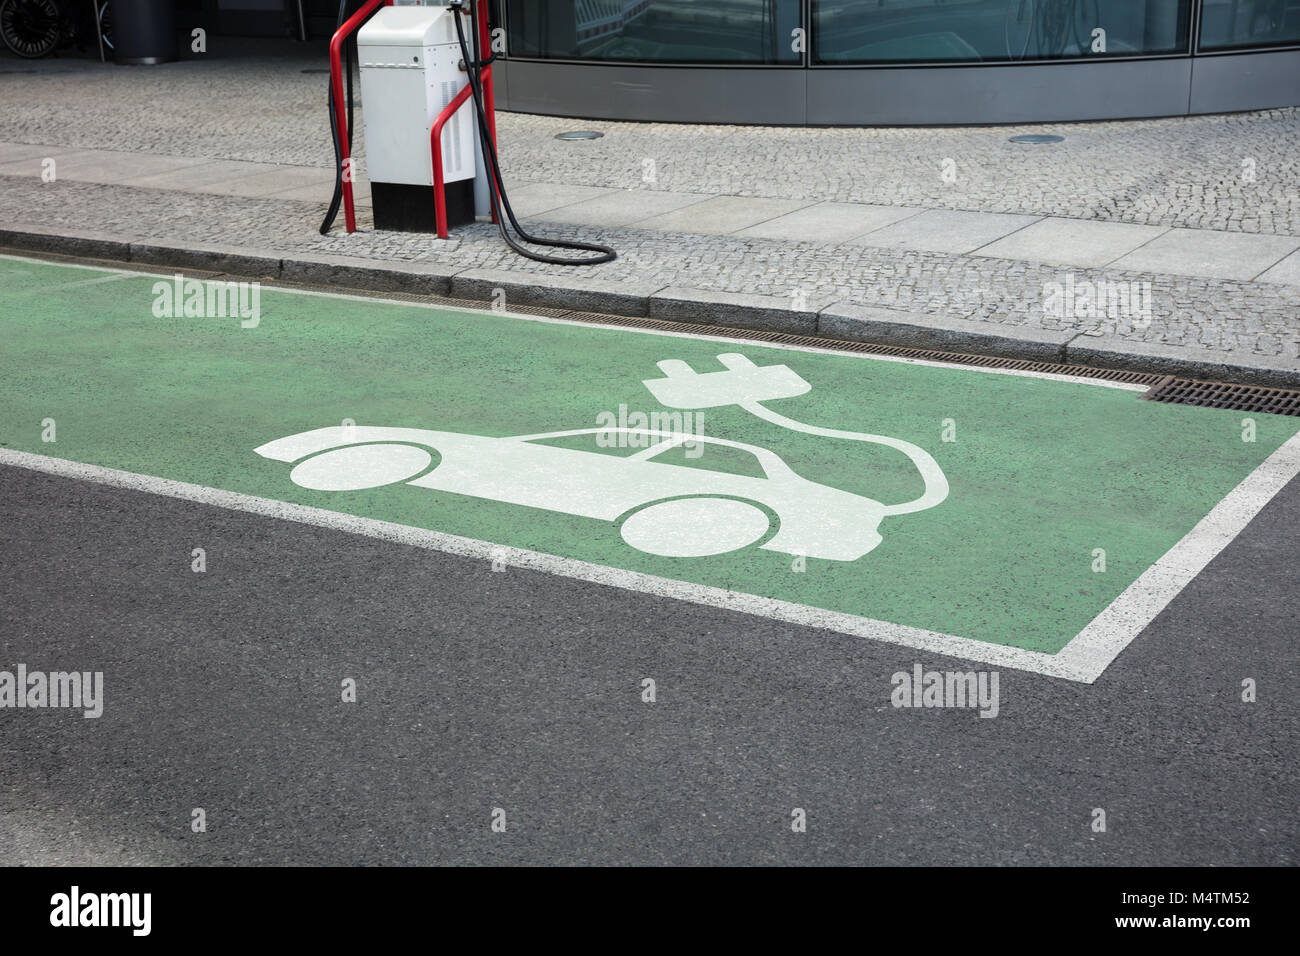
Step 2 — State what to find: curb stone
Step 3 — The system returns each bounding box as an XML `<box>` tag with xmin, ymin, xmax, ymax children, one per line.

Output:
<box><xmin>1</xmin><ymin>225</ymin><xmax>1297</xmax><ymax>389</ymax></box>
<box><xmin>280</xmin><ymin>252</ymin><xmax>457</xmax><ymax>296</ymax></box>
<box><xmin>450</xmin><ymin>267</ymin><xmax>661</xmax><ymax>316</ymax></box>
<box><xmin>0</xmin><ymin>224</ymin><xmax>133</xmax><ymax>263</ymax></box>
<box><xmin>1064</xmin><ymin>335</ymin><xmax>1300</xmax><ymax>390</ymax></box>
<box><xmin>817</xmin><ymin>303</ymin><xmax>1075</xmax><ymax>363</ymax></box>
<box><xmin>650</xmin><ymin>286</ymin><xmax>824</xmax><ymax>334</ymax></box>
<box><xmin>130</xmin><ymin>240</ymin><xmax>282</xmax><ymax>279</ymax></box>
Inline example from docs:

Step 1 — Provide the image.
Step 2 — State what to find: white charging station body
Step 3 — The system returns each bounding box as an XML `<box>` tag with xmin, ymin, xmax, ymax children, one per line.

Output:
<box><xmin>357</xmin><ymin>2</ymin><xmax>484</xmax><ymax>232</ymax></box>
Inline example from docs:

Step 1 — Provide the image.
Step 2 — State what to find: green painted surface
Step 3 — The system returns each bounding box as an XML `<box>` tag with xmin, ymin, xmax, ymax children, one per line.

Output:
<box><xmin>1</xmin><ymin>256</ymin><xmax>1295</xmax><ymax>654</ymax></box>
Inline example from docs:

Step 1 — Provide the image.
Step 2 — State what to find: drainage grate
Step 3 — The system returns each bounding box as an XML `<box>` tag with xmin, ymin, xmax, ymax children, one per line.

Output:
<box><xmin>557</xmin><ymin>310</ymin><xmax>1166</xmax><ymax>386</ymax></box>
<box><xmin>1009</xmin><ymin>134</ymin><xmax>1064</xmax><ymax>144</ymax></box>
<box><xmin>1142</xmin><ymin>378</ymin><xmax>1300</xmax><ymax>416</ymax></box>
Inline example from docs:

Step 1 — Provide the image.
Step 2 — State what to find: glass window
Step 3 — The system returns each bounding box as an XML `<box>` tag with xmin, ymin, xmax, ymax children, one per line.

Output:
<box><xmin>812</xmin><ymin>0</ymin><xmax>1191</xmax><ymax>64</ymax></box>
<box><xmin>505</xmin><ymin>0</ymin><xmax>802</xmax><ymax>64</ymax></box>
<box><xmin>1200</xmin><ymin>0</ymin><xmax>1300</xmax><ymax>50</ymax></box>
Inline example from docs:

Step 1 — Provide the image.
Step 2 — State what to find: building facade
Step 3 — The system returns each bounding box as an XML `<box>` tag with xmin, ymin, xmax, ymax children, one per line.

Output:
<box><xmin>493</xmin><ymin>0</ymin><xmax>1300</xmax><ymax>124</ymax></box>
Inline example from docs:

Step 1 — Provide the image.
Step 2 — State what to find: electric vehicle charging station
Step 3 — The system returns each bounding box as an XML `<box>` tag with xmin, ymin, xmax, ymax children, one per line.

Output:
<box><xmin>356</xmin><ymin>1</ymin><xmax>484</xmax><ymax>233</ymax></box>
<box><xmin>325</xmin><ymin>0</ymin><xmax>615</xmax><ymax>263</ymax></box>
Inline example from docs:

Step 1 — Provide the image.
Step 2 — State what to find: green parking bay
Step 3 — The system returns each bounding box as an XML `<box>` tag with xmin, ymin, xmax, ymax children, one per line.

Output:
<box><xmin>2</xmin><ymin>255</ymin><xmax>1297</xmax><ymax>681</ymax></box>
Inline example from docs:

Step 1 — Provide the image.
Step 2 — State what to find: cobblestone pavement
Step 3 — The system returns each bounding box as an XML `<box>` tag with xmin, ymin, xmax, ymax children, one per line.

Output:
<box><xmin>1</xmin><ymin>53</ymin><xmax>1298</xmax><ymax>366</ymax></box>
<box><xmin>3</xmin><ymin>175</ymin><xmax>1297</xmax><ymax>362</ymax></box>
<box><xmin>3</xmin><ymin>55</ymin><xmax>1298</xmax><ymax>234</ymax></box>
<box><xmin>499</xmin><ymin>111</ymin><xmax>1300</xmax><ymax>238</ymax></box>
<box><xmin>0</xmin><ymin>54</ymin><xmax>340</xmax><ymax>169</ymax></box>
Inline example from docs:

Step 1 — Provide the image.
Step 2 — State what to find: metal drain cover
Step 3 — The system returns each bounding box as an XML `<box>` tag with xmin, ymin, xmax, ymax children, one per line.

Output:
<box><xmin>555</xmin><ymin>130</ymin><xmax>604</xmax><ymax>141</ymax></box>
<box><xmin>1009</xmin><ymin>134</ymin><xmax>1064</xmax><ymax>144</ymax></box>
<box><xmin>300</xmin><ymin>69</ymin><xmax>330</xmax><ymax>74</ymax></box>
<box><xmin>1143</xmin><ymin>379</ymin><xmax>1300</xmax><ymax>416</ymax></box>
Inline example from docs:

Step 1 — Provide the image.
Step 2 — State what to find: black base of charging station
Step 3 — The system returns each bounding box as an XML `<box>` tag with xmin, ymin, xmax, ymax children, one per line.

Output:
<box><xmin>370</xmin><ymin>180</ymin><xmax>475</xmax><ymax>234</ymax></box>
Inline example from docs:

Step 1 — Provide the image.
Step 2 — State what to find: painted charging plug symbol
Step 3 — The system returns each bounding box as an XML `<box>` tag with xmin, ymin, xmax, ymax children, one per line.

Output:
<box><xmin>645</xmin><ymin>353</ymin><xmax>814</xmax><ymax>409</ymax></box>
<box><xmin>641</xmin><ymin>351</ymin><xmax>951</xmax><ymax>552</ymax></box>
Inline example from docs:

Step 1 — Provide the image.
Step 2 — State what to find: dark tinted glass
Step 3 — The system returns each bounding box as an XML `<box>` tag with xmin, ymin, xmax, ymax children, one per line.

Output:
<box><xmin>506</xmin><ymin>0</ymin><xmax>802</xmax><ymax>64</ymax></box>
<box><xmin>1200</xmin><ymin>0</ymin><xmax>1300</xmax><ymax>50</ymax></box>
<box><xmin>813</xmin><ymin>0</ymin><xmax>1191</xmax><ymax>64</ymax></box>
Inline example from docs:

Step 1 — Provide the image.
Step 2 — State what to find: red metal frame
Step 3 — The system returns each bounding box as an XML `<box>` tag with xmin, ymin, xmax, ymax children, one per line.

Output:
<box><xmin>431</xmin><ymin>1</ymin><xmax>499</xmax><ymax>239</ymax></box>
<box><xmin>329</xmin><ymin>0</ymin><xmax>390</xmax><ymax>234</ymax></box>
<box><xmin>431</xmin><ymin>83</ymin><xmax>476</xmax><ymax>239</ymax></box>
<box><xmin>329</xmin><ymin>0</ymin><xmax>499</xmax><ymax>238</ymax></box>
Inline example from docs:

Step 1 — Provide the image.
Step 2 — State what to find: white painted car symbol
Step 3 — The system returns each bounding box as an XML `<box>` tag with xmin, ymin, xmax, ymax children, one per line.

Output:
<box><xmin>254</xmin><ymin>423</ymin><xmax>940</xmax><ymax>561</ymax></box>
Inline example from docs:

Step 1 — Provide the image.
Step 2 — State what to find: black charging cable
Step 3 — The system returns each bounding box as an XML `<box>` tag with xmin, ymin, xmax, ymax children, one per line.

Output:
<box><xmin>450</xmin><ymin>1</ymin><xmax>616</xmax><ymax>265</ymax></box>
<box><xmin>320</xmin><ymin>0</ymin><xmax>355</xmax><ymax>235</ymax></box>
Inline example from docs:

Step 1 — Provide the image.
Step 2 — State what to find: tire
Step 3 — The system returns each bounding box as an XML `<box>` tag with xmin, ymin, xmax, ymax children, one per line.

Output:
<box><xmin>0</xmin><ymin>0</ymin><xmax>60</xmax><ymax>59</ymax></box>
<box><xmin>288</xmin><ymin>443</ymin><xmax>439</xmax><ymax>492</ymax></box>
<box><xmin>618</xmin><ymin>497</ymin><xmax>770</xmax><ymax>558</ymax></box>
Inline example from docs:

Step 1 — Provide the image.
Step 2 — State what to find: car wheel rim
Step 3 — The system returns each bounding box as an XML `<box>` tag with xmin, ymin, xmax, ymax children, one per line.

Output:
<box><xmin>1</xmin><ymin>0</ymin><xmax>60</xmax><ymax>58</ymax></box>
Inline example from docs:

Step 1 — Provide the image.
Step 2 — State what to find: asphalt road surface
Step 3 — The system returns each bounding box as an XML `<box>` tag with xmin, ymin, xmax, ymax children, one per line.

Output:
<box><xmin>1</xmin><ymin>460</ymin><xmax>1295</xmax><ymax>866</ymax></box>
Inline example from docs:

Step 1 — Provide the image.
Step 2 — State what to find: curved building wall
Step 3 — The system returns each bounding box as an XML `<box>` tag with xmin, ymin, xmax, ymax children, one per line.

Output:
<box><xmin>491</xmin><ymin>0</ymin><xmax>1300</xmax><ymax>125</ymax></box>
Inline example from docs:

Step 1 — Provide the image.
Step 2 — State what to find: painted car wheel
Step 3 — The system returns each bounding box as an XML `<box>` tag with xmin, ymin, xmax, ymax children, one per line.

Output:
<box><xmin>289</xmin><ymin>443</ymin><xmax>436</xmax><ymax>491</ymax></box>
<box><xmin>619</xmin><ymin>497</ymin><xmax>770</xmax><ymax>558</ymax></box>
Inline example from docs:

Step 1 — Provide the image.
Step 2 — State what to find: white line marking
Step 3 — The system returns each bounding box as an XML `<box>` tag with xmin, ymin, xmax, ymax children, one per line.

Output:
<box><xmin>3</xmin><ymin>435</ymin><xmax>1298</xmax><ymax>683</ymax></box>
<box><xmin>0</xmin><ymin>252</ymin><xmax>1146</xmax><ymax>391</ymax></box>
<box><xmin>1054</xmin><ymin>428</ymin><xmax>1300</xmax><ymax>680</ymax></box>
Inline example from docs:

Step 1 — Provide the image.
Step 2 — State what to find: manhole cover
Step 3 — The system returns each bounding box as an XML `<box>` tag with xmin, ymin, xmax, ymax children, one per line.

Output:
<box><xmin>1009</xmin><ymin>134</ymin><xmax>1064</xmax><ymax>144</ymax></box>
<box><xmin>555</xmin><ymin>130</ymin><xmax>604</xmax><ymax>141</ymax></box>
